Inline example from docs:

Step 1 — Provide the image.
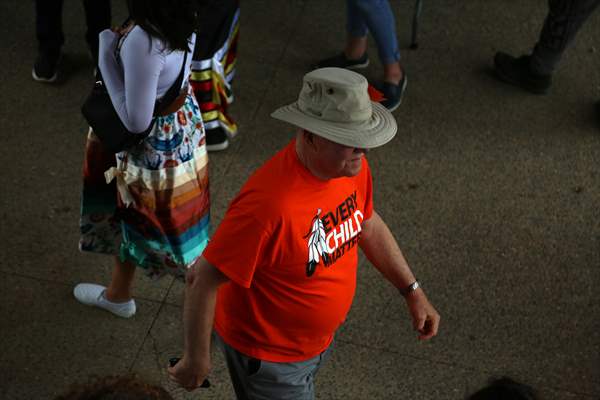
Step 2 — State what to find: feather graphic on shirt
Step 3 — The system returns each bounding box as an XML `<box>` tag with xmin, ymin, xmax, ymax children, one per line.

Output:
<box><xmin>304</xmin><ymin>209</ymin><xmax>330</xmax><ymax>277</ymax></box>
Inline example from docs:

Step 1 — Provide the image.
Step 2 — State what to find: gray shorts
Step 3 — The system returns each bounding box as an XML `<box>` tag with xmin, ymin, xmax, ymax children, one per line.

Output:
<box><xmin>214</xmin><ymin>333</ymin><xmax>334</xmax><ymax>400</ymax></box>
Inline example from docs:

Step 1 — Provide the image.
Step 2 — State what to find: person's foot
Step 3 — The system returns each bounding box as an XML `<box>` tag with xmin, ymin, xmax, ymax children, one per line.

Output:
<box><xmin>32</xmin><ymin>51</ymin><xmax>61</xmax><ymax>83</ymax></box>
<box><xmin>206</xmin><ymin>128</ymin><xmax>229</xmax><ymax>152</ymax></box>
<box><xmin>379</xmin><ymin>74</ymin><xmax>408</xmax><ymax>112</ymax></box>
<box><xmin>315</xmin><ymin>52</ymin><xmax>370</xmax><ymax>70</ymax></box>
<box><xmin>73</xmin><ymin>283</ymin><xmax>136</xmax><ymax>318</ymax></box>
<box><xmin>493</xmin><ymin>52</ymin><xmax>552</xmax><ymax>94</ymax></box>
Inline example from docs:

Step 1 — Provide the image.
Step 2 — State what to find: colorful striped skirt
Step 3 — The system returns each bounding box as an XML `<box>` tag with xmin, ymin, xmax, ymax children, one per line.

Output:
<box><xmin>79</xmin><ymin>88</ymin><xmax>210</xmax><ymax>280</ymax></box>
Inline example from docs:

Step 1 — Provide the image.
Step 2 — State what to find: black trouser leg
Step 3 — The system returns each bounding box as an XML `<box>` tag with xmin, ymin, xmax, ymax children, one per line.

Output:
<box><xmin>531</xmin><ymin>0</ymin><xmax>600</xmax><ymax>75</ymax></box>
<box><xmin>35</xmin><ymin>0</ymin><xmax>64</xmax><ymax>56</ymax></box>
<box><xmin>82</xmin><ymin>0</ymin><xmax>111</xmax><ymax>63</ymax></box>
<box><xmin>193</xmin><ymin>0</ymin><xmax>239</xmax><ymax>59</ymax></box>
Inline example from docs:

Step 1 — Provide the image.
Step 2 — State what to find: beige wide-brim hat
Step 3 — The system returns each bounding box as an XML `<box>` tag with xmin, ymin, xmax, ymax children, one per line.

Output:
<box><xmin>271</xmin><ymin>67</ymin><xmax>397</xmax><ymax>149</ymax></box>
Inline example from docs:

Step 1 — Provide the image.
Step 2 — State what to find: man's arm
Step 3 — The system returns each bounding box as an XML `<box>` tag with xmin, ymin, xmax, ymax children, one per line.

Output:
<box><xmin>359</xmin><ymin>210</ymin><xmax>440</xmax><ymax>340</ymax></box>
<box><xmin>168</xmin><ymin>256</ymin><xmax>229</xmax><ymax>390</ymax></box>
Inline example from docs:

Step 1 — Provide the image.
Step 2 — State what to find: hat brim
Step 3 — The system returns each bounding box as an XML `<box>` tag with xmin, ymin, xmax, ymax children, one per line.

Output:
<box><xmin>271</xmin><ymin>101</ymin><xmax>397</xmax><ymax>149</ymax></box>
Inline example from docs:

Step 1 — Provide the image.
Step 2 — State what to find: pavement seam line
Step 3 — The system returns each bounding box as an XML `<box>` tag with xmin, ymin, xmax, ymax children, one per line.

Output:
<box><xmin>128</xmin><ymin>276</ymin><xmax>177</xmax><ymax>372</ymax></box>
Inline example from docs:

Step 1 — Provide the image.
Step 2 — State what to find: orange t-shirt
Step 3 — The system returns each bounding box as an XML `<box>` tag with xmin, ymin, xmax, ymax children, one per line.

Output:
<box><xmin>203</xmin><ymin>139</ymin><xmax>373</xmax><ymax>362</ymax></box>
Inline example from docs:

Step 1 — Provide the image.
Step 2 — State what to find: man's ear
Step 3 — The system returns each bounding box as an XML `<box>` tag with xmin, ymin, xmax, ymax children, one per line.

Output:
<box><xmin>303</xmin><ymin>130</ymin><xmax>317</xmax><ymax>149</ymax></box>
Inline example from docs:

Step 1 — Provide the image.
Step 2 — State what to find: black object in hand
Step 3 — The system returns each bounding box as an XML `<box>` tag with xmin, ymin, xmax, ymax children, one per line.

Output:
<box><xmin>169</xmin><ymin>357</ymin><xmax>211</xmax><ymax>388</ymax></box>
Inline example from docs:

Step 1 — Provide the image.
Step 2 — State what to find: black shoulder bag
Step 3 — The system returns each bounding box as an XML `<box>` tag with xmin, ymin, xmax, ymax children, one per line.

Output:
<box><xmin>81</xmin><ymin>35</ymin><xmax>188</xmax><ymax>154</ymax></box>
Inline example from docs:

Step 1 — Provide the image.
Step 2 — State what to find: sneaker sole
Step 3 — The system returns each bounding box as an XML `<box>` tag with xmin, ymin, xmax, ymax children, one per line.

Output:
<box><xmin>32</xmin><ymin>68</ymin><xmax>58</xmax><ymax>83</ymax></box>
<box><xmin>386</xmin><ymin>99</ymin><xmax>402</xmax><ymax>113</ymax></box>
<box><xmin>206</xmin><ymin>139</ymin><xmax>230</xmax><ymax>152</ymax></box>
<box><xmin>346</xmin><ymin>59</ymin><xmax>370</xmax><ymax>70</ymax></box>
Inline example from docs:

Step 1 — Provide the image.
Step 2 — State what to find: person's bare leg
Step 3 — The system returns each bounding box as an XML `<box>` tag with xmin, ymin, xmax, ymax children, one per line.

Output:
<box><xmin>383</xmin><ymin>61</ymin><xmax>403</xmax><ymax>85</ymax></box>
<box><xmin>105</xmin><ymin>257</ymin><xmax>136</xmax><ymax>302</ymax></box>
<box><xmin>344</xmin><ymin>35</ymin><xmax>368</xmax><ymax>60</ymax></box>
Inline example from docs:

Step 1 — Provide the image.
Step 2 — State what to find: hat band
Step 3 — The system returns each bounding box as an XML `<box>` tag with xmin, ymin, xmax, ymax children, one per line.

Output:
<box><xmin>298</xmin><ymin>100</ymin><xmax>372</xmax><ymax>123</ymax></box>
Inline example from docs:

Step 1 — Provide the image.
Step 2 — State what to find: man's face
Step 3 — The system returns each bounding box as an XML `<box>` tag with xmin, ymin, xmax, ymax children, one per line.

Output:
<box><xmin>310</xmin><ymin>134</ymin><xmax>368</xmax><ymax>179</ymax></box>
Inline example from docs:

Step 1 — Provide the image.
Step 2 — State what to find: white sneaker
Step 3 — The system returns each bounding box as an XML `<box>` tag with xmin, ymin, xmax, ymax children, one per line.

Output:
<box><xmin>73</xmin><ymin>283</ymin><xmax>136</xmax><ymax>318</ymax></box>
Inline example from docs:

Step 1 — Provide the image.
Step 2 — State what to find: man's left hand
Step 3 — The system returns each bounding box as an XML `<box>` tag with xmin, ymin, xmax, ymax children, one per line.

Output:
<box><xmin>404</xmin><ymin>289</ymin><xmax>440</xmax><ymax>340</ymax></box>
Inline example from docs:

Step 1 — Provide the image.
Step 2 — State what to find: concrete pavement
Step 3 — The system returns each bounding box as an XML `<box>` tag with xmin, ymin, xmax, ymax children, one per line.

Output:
<box><xmin>1</xmin><ymin>0</ymin><xmax>599</xmax><ymax>399</ymax></box>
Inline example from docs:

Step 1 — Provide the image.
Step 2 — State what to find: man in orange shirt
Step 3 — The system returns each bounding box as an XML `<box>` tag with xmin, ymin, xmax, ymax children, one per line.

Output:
<box><xmin>169</xmin><ymin>67</ymin><xmax>440</xmax><ymax>399</ymax></box>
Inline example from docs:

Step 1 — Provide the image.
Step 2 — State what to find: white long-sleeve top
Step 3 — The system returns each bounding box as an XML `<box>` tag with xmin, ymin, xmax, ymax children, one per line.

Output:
<box><xmin>98</xmin><ymin>26</ymin><xmax>195</xmax><ymax>133</ymax></box>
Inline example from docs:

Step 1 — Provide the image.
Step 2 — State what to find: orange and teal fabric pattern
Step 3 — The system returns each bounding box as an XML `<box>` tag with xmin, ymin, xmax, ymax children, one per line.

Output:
<box><xmin>79</xmin><ymin>89</ymin><xmax>210</xmax><ymax>279</ymax></box>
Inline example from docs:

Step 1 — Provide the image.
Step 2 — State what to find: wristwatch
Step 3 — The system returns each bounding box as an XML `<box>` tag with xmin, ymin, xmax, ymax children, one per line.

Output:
<box><xmin>399</xmin><ymin>280</ymin><xmax>420</xmax><ymax>297</ymax></box>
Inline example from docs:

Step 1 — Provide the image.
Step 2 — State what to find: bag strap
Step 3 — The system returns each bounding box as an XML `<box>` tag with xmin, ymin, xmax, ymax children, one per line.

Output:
<box><xmin>153</xmin><ymin>50</ymin><xmax>188</xmax><ymax>116</ymax></box>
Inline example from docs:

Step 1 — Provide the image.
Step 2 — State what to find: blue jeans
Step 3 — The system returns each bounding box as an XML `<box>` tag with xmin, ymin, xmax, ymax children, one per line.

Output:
<box><xmin>346</xmin><ymin>0</ymin><xmax>400</xmax><ymax>64</ymax></box>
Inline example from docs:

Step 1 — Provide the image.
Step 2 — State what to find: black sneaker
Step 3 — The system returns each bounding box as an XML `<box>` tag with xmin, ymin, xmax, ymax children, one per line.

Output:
<box><xmin>493</xmin><ymin>52</ymin><xmax>552</xmax><ymax>95</ymax></box>
<box><xmin>379</xmin><ymin>74</ymin><xmax>408</xmax><ymax>112</ymax></box>
<box><xmin>206</xmin><ymin>128</ymin><xmax>229</xmax><ymax>152</ymax></box>
<box><xmin>32</xmin><ymin>51</ymin><xmax>60</xmax><ymax>83</ymax></box>
<box><xmin>315</xmin><ymin>52</ymin><xmax>369</xmax><ymax>70</ymax></box>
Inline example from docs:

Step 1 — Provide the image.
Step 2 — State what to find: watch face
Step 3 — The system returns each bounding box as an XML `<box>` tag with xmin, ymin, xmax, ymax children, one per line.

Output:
<box><xmin>400</xmin><ymin>281</ymin><xmax>419</xmax><ymax>296</ymax></box>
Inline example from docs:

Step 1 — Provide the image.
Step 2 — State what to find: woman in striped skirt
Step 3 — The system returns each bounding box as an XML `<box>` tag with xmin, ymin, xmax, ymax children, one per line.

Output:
<box><xmin>74</xmin><ymin>0</ymin><xmax>209</xmax><ymax>318</ymax></box>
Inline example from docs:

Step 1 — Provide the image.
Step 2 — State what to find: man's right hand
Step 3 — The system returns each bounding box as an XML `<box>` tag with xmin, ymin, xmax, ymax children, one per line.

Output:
<box><xmin>167</xmin><ymin>356</ymin><xmax>211</xmax><ymax>392</ymax></box>
<box><xmin>171</xmin><ymin>258</ymin><xmax>228</xmax><ymax>391</ymax></box>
